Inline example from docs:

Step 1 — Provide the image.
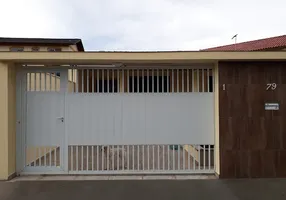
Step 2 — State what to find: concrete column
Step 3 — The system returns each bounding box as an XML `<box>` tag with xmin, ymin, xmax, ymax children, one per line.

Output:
<box><xmin>214</xmin><ymin>63</ymin><xmax>220</xmax><ymax>176</ymax></box>
<box><xmin>0</xmin><ymin>62</ymin><xmax>16</xmax><ymax>180</ymax></box>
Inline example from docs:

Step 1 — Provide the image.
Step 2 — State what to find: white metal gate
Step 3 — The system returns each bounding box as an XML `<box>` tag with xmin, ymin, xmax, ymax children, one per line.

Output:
<box><xmin>17</xmin><ymin>65</ymin><xmax>215</xmax><ymax>175</ymax></box>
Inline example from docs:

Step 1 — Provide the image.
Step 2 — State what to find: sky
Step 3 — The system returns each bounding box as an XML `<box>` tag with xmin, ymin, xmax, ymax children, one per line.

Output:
<box><xmin>0</xmin><ymin>0</ymin><xmax>285</xmax><ymax>51</ymax></box>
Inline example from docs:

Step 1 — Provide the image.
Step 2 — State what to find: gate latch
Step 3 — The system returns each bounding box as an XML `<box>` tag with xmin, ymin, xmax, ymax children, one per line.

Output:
<box><xmin>57</xmin><ymin>117</ymin><xmax>64</xmax><ymax>122</ymax></box>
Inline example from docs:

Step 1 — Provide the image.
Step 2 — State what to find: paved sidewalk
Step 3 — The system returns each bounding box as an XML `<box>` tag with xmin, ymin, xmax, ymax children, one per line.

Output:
<box><xmin>9</xmin><ymin>175</ymin><xmax>215</xmax><ymax>181</ymax></box>
<box><xmin>1</xmin><ymin>179</ymin><xmax>286</xmax><ymax>200</ymax></box>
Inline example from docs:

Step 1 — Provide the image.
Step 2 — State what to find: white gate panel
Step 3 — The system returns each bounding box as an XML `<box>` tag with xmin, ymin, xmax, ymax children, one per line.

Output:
<box><xmin>66</xmin><ymin>93</ymin><xmax>214</xmax><ymax>145</ymax></box>
<box><xmin>66</xmin><ymin>94</ymin><xmax>122</xmax><ymax>145</ymax></box>
<box><xmin>26</xmin><ymin>93</ymin><xmax>64</xmax><ymax>146</ymax></box>
<box><xmin>121</xmin><ymin>94</ymin><xmax>146</xmax><ymax>144</ymax></box>
<box><xmin>145</xmin><ymin>93</ymin><xmax>214</xmax><ymax>144</ymax></box>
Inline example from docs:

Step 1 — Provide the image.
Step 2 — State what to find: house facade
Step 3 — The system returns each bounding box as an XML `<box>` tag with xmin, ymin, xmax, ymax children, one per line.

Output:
<box><xmin>0</xmin><ymin>37</ymin><xmax>286</xmax><ymax>180</ymax></box>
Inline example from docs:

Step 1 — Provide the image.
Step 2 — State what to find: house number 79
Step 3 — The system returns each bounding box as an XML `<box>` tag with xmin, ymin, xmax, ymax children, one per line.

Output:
<box><xmin>266</xmin><ymin>83</ymin><xmax>277</xmax><ymax>90</ymax></box>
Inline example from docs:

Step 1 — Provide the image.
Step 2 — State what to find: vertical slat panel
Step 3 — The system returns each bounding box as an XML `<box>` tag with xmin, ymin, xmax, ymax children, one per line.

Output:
<box><xmin>192</xmin><ymin>69</ymin><xmax>195</xmax><ymax>92</ymax></box>
<box><xmin>96</xmin><ymin>146</ymin><xmax>99</xmax><ymax>171</ymax></box>
<box><xmin>132</xmin><ymin>69</ymin><xmax>135</xmax><ymax>93</ymax></box>
<box><xmin>112</xmin><ymin>145</ymin><xmax>115</xmax><ymax>171</ymax></box>
<box><xmin>81</xmin><ymin>145</ymin><xmax>84</xmax><ymax>170</ymax></box>
<box><xmin>167</xmin><ymin>145</ymin><xmax>170</xmax><ymax>170</ymax></box>
<box><xmin>176</xmin><ymin>69</ymin><xmax>179</xmax><ymax>93</ymax></box>
<box><xmin>142</xmin><ymin>145</ymin><xmax>145</xmax><ymax>171</ymax></box>
<box><xmin>183</xmin><ymin>145</ymin><xmax>185</xmax><ymax>170</ymax></box>
<box><xmin>163</xmin><ymin>145</ymin><xmax>165</xmax><ymax>170</ymax></box>
<box><xmin>39</xmin><ymin>72</ymin><xmax>42</xmax><ymax>91</ymax></box>
<box><xmin>107</xmin><ymin>146</ymin><xmax>109</xmax><ymax>170</ymax></box>
<box><xmin>70</xmin><ymin>146</ymin><xmax>73</xmax><ymax>170</ymax></box>
<box><xmin>117</xmin><ymin>69</ymin><xmax>121</xmax><ymax>92</ymax></box>
<box><xmin>112</xmin><ymin>69</ymin><xmax>114</xmax><ymax>93</ymax></box>
<box><xmin>122</xmin><ymin>70</ymin><xmax>125</xmax><ymax>93</ymax></box>
<box><xmin>38</xmin><ymin>148</ymin><xmax>41</xmax><ymax>166</ymax></box>
<box><xmin>171</xmin><ymin>69</ymin><xmax>174</xmax><ymax>93</ymax></box>
<box><xmin>81</xmin><ymin>69</ymin><xmax>84</xmax><ymax>93</ymax></box>
<box><xmin>152</xmin><ymin>69</ymin><xmax>154</xmax><ymax>93</ymax></box>
<box><xmin>203</xmin><ymin>145</ymin><xmax>206</xmax><ymax>170</ymax></box>
<box><xmin>48</xmin><ymin>147</ymin><xmax>51</xmax><ymax>167</ymax></box>
<box><xmin>43</xmin><ymin>147</ymin><xmax>47</xmax><ymax>167</ymax></box>
<box><xmin>49</xmin><ymin>72</ymin><xmax>52</xmax><ymax>92</ymax></box>
<box><xmin>97</xmin><ymin>69</ymin><xmax>99</xmax><ymax>93</ymax></box>
<box><xmin>87</xmin><ymin>69</ymin><xmax>89</xmax><ymax>93</ymax></box>
<box><xmin>202</xmin><ymin>69</ymin><xmax>205</xmax><ymax>92</ymax></box>
<box><xmin>147</xmin><ymin>145</ymin><xmax>150</xmax><ymax>170</ymax></box>
<box><xmin>207</xmin><ymin>69</ymin><xmax>210</xmax><ymax>92</ymax></box>
<box><xmin>187</xmin><ymin>69</ymin><xmax>189</xmax><ymax>92</ymax></box>
<box><xmin>92</xmin><ymin>146</ymin><xmax>94</xmax><ymax>171</ymax></box>
<box><xmin>55</xmin><ymin>147</ymin><xmax>57</xmax><ymax>167</ymax></box>
<box><xmin>76</xmin><ymin>146</ymin><xmax>78</xmax><ymax>171</ymax></box>
<box><xmin>43</xmin><ymin>72</ymin><xmax>46</xmax><ymax>91</ymax></box>
<box><xmin>122</xmin><ymin>145</ymin><xmax>125</xmax><ymax>170</ymax></box>
<box><xmin>137</xmin><ymin>145</ymin><xmax>140</xmax><ymax>170</ymax></box>
<box><xmin>55</xmin><ymin>72</ymin><xmax>57</xmax><ymax>92</ymax></box>
<box><xmin>157</xmin><ymin>145</ymin><xmax>160</xmax><ymax>170</ymax></box>
<box><xmin>161</xmin><ymin>69</ymin><xmax>164</xmax><ymax>93</ymax></box>
<box><xmin>182</xmin><ymin>69</ymin><xmax>184</xmax><ymax>93</ymax></box>
<box><xmin>127</xmin><ymin>70</ymin><xmax>129</xmax><ymax>93</ymax></box>
<box><xmin>209</xmin><ymin>145</ymin><xmax>211</xmax><ymax>169</ymax></box>
<box><xmin>193</xmin><ymin>145</ymin><xmax>196</xmax><ymax>170</ymax></box>
<box><xmin>167</xmin><ymin>69</ymin><xmax>169</xmax><ymax>93</ymax></box>
<box><xmin>87</xmin><ymin>146</ymin><xmax>89</xmax><ymax>170</ymax></box>
<box><xmin>188</xmin><ymin>145</ymin><xmax>190</xmax><ymax>170</ymax></box>
<box><xmin>117</xmin><ymin>145</ymin><xmax>120</xmax><ymax>170</ymax></box>
<box><xmin>137</xmin><ymin>69</ymin><xmax>139</xmax><ymax>93</ymax></box>
<box><xmin>132</xmin><ymin>145</ymin><xmax>135</xmax><ymax>170</ymax></box>
<box><xmin>152</xmin><ymin>145</ymin><xmax>155</xmax><ymax>170</ymax></box>
<box><xmin>172</xmin><ymin>145</ymin><xmax>175</xmax><ymax>170</ymax></box>
<box><xmin>157</xmin><ymin>69</ymin><xmax>159</xmax><ymax>93</ymax></box>
<box><xmin>102</xmin><ymin>146</ymin><xmax>104</xmax><ymax>171</ymax></box>
<box><xmin>147</xmin><ymin>69</ymin><xmax>149</xmax><ymax>93</ymax></box>
<box><xmin>34</xmin><ymin>73</ymin><xmax>36</xmax><ymax>92</ymax></box>
<box><xmin>197</xmin><ymin>69</ymin><xmax>200</xmax><ymax>92</ymax></box>
<box><xmin>127</xmin><ymin>145</ymin><xmax>130</xmax><ymax>170</ymax></box>
<box><xmin>107</xmin><ymin>69</ymin><xmax>109</xmax><ymax>93</ymax></box>
<box><xmin>177</xmin><ymin>145</ymin><xmax>180</xmax><ymax>170</ymax></box>
<box><xmin>142</xmin><ymin>70</ymin><xmax>145</xmax><ymax>93</ymax></box>
<box><xmin>102</xmin><ymin>69</ymin><xmax>104</xmax><ymax>93</ymax></box>
<box><xmin>76</xmin><ymin>70</ymin><xmax>79</xmax><ymax>93</ymax></box>
<box><xmin>198</xmin><ymin>145</ymin><xmax>201</xmax><ymax>170</ymax></box>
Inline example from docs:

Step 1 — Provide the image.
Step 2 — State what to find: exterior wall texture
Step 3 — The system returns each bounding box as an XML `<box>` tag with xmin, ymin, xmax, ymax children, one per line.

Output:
<box><xmin>219</xmin><ymin>61</ymin><xmax>286</xmax><ymax>178</ymax></box>
<box><xmin>0</xmin><ymin>62</ymin><xmax>16</xmax><ymax>180</ymax></box>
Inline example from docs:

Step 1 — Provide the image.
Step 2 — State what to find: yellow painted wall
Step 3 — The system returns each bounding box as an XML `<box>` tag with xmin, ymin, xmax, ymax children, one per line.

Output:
<box><xmin>214</xmin><ymin>63</ymin><xmax>220</xmax><ymax>175</ymax></box>
<box><xmin>0</xmin><ymin>62</ymin><xmax>16</xmax><ymax>180</ymax></box>
<box><xmin>8</xmin><ymin>64</ymin><xmax>16</xmax><ymax>175</ymax></box>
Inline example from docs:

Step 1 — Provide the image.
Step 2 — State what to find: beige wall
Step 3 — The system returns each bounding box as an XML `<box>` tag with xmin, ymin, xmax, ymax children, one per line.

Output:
<box><xmin>214</xmin><ymin>63</ymin><xmax>220</xmax><ymax>175</ymax></box>
<box><xmin>0</xmin><ymin>62</ymin><xmax>16</xmax><ymax>180</ymax></box>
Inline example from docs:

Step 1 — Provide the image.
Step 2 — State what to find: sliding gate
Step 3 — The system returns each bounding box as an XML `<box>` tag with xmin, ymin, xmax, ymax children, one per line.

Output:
<box><xmin>17</xmin><ymin>66</ymin><xmax>215</xmax><ymax>175</ymax></box>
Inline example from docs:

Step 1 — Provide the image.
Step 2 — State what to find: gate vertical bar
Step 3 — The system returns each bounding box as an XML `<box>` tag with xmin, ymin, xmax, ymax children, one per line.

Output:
<box><xmin>92</xmin><ymin>69</ymin><xmax>94</xmax><ymax>93</ymax></box>
<box><xmin>187</xmin><ymin>69</ymin><xmax>189</xmax><ymax>92</ymax></box>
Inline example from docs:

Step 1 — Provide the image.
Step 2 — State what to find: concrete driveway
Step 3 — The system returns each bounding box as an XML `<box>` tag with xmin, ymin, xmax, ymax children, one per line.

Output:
<box><xmin>1</xmin><ymin>179</ymin><xmax>286</xmax><ymax>200</ymax></box>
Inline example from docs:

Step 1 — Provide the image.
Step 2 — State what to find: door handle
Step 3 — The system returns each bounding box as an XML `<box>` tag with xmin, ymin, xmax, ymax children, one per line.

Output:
<box><xmin>57</xmin><ymin>117</ymin><xmax>64</xmax><ymax>122</ymax></box>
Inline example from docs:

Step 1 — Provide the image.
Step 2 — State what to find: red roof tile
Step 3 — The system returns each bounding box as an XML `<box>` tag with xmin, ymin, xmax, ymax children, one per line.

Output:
<box><xmin>202</xmin><ymin>35</ymin><xmax>286</xmax><ymax>51</ymax></box>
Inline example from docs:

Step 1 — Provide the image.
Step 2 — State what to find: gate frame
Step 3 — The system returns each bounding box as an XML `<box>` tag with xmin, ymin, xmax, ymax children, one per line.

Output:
<box><xmin>16</xmin><ymin>66</ymin><xmax>69</xmax><ymax>174</ymax></box>
<box><xmin>16</xmin><ymin>64</ymin><xmax>216</xmax><ymax>175</ymax></box>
